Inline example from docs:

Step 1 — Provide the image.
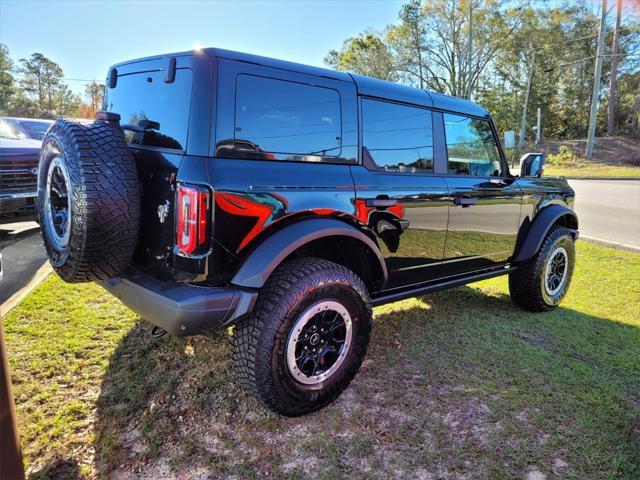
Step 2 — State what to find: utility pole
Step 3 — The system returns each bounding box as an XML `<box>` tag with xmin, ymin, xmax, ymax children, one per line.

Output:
<box><xmin>608</xmin><ymin>0</ymin><xmax>622</xmax><ymax>135</ymax></box>
<box><xmin>536</xmin><ymin>107</ymin><xmax>541</xmax><ymax>145</ymax></box>
<box><xmin>586</xmin><ymin>0</ymin><xmax>607</xmax><ymax>160</ymax></box>
<box><xmin>519</xmin><ymin>53</ymin><xmax>535</xmax><ymax>150</ymax></box>
<box><xmin>466</xmin><ymin>1</ymin><xmax>474</xmax><ymax>99</ymax></box>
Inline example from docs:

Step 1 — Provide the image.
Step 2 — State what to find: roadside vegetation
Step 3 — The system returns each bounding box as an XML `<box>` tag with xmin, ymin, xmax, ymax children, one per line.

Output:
<box><xmin>5</xmin><ymin>240</ymin><xmax>639</xmax><ymax>479</ymax></box>
<box><xmin>325</xmin><ymin>1</ymin><xmax>639</xmax><ymax>144</ymax></box>
<box><xmin>543</xmin><ymin>145</ymin><xmax>640</xmax><ymax>178</ymax></box>
<box><xmin>544</xmin><ymin>162</ymin><xmax>640</xmax><ymax>178</ymax></box>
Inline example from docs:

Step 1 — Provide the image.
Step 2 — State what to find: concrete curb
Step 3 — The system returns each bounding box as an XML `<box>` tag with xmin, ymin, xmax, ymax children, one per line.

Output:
<box><xmin>563</xmin><ymin>177</ymin><xmax>640</xmax><ymax>181</ymax></box>
<box><xmin>0</xmin><ymin>262</ymin><xmax>52</xmax><ymax>318</ymax></box>
<box><xmin>579</xmin><ymin>236</ymin><xmax>640</xmax><ymax>253</ymax></box>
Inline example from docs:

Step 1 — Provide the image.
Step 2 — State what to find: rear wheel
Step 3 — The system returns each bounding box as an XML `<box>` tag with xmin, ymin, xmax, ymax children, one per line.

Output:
<box><xmin>509</xmin><ymin>225</ymin><xmax>575</xmax><ymax>312</ymax></box>
<box><xmin>231</xmin><ymin>257</ymin><xmax>372</xmax><ymax>416</ymax></box>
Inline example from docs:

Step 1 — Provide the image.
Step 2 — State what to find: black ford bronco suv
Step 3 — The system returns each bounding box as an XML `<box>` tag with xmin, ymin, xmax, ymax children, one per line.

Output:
<box><xmin>37</xmin><ymin>48</ymin><xmax>578</xmax><ymax>416</ymax></box>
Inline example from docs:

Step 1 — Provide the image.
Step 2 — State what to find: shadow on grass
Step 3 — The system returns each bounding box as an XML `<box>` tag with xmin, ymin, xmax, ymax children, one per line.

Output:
<box><xmin>92</xmin><ymin>286</ymin><xmax>640</xmax><ymax>479</ymax></box>
<box><xmin>29</xmin><ymin>459</ymin><xmax>81</xmax><ymax>480</ymax></box>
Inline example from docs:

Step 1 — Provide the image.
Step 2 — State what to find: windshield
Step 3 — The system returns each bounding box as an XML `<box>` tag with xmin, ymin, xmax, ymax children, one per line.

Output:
<box><xmin>0</xmin><ymin>119</ymin><xmax>22</xmax><ymax>140</ymax></box>
<box><xmin>18</xmin><ymin>120</ymin><xmax>53</xmax><ymax>140</ymax></box>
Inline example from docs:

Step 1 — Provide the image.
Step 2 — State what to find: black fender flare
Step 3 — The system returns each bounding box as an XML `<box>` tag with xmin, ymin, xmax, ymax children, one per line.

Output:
<box><xmin>513</xmin><ymin>204</ymin><xmax>578</xmax><ymax>263</ymax></box>
<box><xmin>230</xmin><ymin>218</ymin><xmax>388</xmax><ymax>289</ymax></box>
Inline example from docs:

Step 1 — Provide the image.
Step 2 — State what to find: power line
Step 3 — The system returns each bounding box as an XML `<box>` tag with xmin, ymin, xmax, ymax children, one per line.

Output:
<box><xmin>543</xmin><ymin>52</ymin><xmax>639</xmax><ymax>72</ymax></box>
<box><xmin>536</xmin><ymin>26</ymin><xmax>637</xmax><ymax>52</ymax></box>
<box><xmin>5</xmin><ymin>73</ymin><xmax>98</xmax><ymax>83</ymax></box>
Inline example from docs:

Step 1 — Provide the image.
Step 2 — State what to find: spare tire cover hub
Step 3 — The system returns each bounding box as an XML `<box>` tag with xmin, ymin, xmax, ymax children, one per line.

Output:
<box><xmin>44</xmin><ymin>155</ymin><xmax>72</xmax><ymax>251</ymax></box>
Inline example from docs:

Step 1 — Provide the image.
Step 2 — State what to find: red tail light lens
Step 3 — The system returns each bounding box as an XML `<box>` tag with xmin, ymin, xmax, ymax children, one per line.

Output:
<box><xmin>176</xmin><ymin>184</ymin><xmax>210</xmax><ymax>255</ymax></box>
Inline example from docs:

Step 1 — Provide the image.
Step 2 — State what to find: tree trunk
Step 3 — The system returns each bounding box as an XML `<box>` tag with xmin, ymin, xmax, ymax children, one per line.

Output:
<box><xmin>607</xmin><ymin>0</ymin><xmax>622</xmax><ymax>135</ymax></box>
<box><xmin>466</xmin><ymin>2</ymin><xmax>473</xmax><ymax>99</ymax></box>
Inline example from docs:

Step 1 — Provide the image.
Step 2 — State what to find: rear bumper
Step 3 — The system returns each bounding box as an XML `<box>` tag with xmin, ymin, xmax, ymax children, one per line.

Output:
<box><xmin>100</xmin><ymin>272</ymin><xmax>258</xmax><ymax>336</ymax></box>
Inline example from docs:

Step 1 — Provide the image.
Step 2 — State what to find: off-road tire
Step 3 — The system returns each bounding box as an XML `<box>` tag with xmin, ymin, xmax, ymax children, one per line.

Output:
<box><xmin>38</xmin><ymin>119</ymin><xmax>139</xmax><ymax>283</ymax></box>
<box><xmin>231</xmin><ymin>257</ymin><xmax>372</xmax><ymax>416</ymax></box>
<box><xmin>509</xmin><ymin>225</ymin><xmax>575</xmax><ymax>312</ymax></box>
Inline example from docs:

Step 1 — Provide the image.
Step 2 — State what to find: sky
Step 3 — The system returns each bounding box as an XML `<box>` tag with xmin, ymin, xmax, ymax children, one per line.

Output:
<box><xmin>0</xmin><ymin>0</ymin><xmax>405</xmax><ymax>95</ymax></box>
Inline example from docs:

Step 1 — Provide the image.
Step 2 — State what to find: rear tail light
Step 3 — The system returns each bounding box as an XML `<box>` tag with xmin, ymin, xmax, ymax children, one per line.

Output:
<box><xmin>176</xmin><ymin>183</ymin><xmax>210</xmax><ymax>255</ymax></box>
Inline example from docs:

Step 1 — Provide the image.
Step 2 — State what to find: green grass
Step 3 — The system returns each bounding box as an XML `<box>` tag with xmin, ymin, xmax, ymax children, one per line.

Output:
<box><xmin>4</xmin><ymin>241</ymin><xmax>640</xmax><ymax>479</ymax></box>
<box><xmin>544</xmin><ymin>163</ymin><xmax>640</xmax><ymax>178</ymax></box>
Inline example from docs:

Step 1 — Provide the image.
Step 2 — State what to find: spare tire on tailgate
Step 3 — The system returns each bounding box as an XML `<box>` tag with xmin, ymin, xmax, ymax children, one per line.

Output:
<box><xmin>37</xmin><ymin>113</ymin><xmax>140</xmax><ymax>283</ymax></box>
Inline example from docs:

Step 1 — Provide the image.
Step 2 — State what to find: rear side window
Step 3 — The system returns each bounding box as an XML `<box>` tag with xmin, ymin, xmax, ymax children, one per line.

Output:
<box><xmin>103</xmin><ymin>69</ymin><xmax>192</xmax><ymax>151</ymax></box>
<box><xmin>361</xmin><ymin>98</ymin><xmax>433</xmax><ymax>173</ymax></box>
<box><xmin>443</xmin><ymin>113</ymin><xmax>502</xmax><ymax>177</ymax></box>
<box><xmin>230</xmin><ymin>74</ymin><xmax>344</xmax><ymax>162</ymax></box>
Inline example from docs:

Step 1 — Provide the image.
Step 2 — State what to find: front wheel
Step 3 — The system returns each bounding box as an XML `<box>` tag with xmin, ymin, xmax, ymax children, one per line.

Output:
<box><xmin>509</xmin><ymin>225</ymin><xmax>576</xmax><ymax>312</ymax></box>
<box><xmin>231</xmin><ymin>257</ymin><xmax>372</xmax><ymax>416</ymax></box>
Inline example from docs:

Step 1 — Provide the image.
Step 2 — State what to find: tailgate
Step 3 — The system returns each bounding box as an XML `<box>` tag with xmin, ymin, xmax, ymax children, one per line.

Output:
<box><xmin>103</xmin><ymin>58</ymin><xmax>193</xmax><ymax>274</ymax></box>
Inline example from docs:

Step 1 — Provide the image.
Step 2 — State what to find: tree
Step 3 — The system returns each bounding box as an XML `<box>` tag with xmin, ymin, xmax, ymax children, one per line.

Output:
<box><xmin>0</xmin><ymin>43</ymin><xmax>15</xmax><ymax>114</ymax></box>
<box><xmin>418</xmin><ymin>0</ymin><xmax>521</xmax><ymax>98</ymax></box>
<box><xmin>329</xmin><ymin>0</ymin><xmax>522</xmax><ymax>98</ymax></box>
<box><xmin>7</xmin><ymin>52</ymin><xmax>83</xmax><ymax>118</ymax></box>
<box><xmin>56</xmin><ymin>84</ymin><xmax>81</xmax><ymax>117</ymax></box>
<box><xmin>608</xmin><ymin>0</ymin><xmax>623</xmax><ymax>134</ymax></box>
<box><xmin>386</xmin><ymin>0</ymin><xmax>428</xmax><ymax>89</ymax></box>
<box><xmin>325</xmin><ymin>1</ymin><xmax>640</xmax><ymax>141</ymax></box>
<box><xmin>617</xmin><ymin>71</ymin><xmax>640</xmax><ymax>134</ymax></box>
<box><xmin>18</xmin><ymin>53</ymin><xmax>65</xmax><ymax>116</ymax></box>
<box><xmin>84</xmin><ymin>80</ymin><xmax>104</xmax><ymax>117</ymax></box>
<box><xmin>324</xmin><ymin>32</ymin><xmax>398</xmax><ymax>81</ymax></box>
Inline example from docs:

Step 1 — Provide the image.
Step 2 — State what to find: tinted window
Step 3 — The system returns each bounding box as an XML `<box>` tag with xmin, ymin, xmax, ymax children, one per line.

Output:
<box><xmin>232</xmin><ymin>75</ymin><xmax>343</xmax><ymax>161</ymax></box>
<box><xmin>18</xmin><ymin>120</ymin><xmax>53</xmax><ymax>140</ymax></box>
<box><xmin>103</xmin><ymin>69</ymin><xmax>192</xmax><ymax>151</ymax></box>
<box><xmin>362</xmin><ymin>99</ymin><xmax>433</xmax><ymax>173</ymax></box>
<box><xmin>444</xmin><ymin>113</ymin><xmax>501</xmax><ymax>176</ymax></box>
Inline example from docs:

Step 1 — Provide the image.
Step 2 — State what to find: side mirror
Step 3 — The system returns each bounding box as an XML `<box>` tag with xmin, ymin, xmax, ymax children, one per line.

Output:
<box><xmin>519</xmin><ymin>153</ymin><xmax>545</xmax><ymax>178</ymax></box>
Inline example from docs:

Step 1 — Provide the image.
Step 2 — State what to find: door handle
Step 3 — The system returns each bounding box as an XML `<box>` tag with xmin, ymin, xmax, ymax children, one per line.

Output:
<box><xmin>480</xmin><ymin>180</ymin><xmax>508</xmax><ymax>189</ymax></box>
<box><xmin>453</xmin><ymin>196</ymin><xmax>478</xmax><ymax>207</ymax></box>
<box><xmin>365</xmin><ymin>198</ymin><xmax>398</xmax><ymax>208</ymax></box>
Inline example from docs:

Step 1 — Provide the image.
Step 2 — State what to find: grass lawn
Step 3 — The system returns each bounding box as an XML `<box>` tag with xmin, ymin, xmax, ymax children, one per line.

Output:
<box><xmin>544</xmin><ymin>163</ymin><xmax>640</xmax><ymax>179</ymax></box>
<box><xmin>4</xmin><ymin>241</ymin><xmax>639</xmax><ymax>479</ymax></box>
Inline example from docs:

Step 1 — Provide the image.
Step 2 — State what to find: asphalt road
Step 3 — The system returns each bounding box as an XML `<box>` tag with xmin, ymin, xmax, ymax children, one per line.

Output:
<box><xmin>0</xmin><ymin>222</ymin><xmax>47</xmax><ymax>305</ymax></box>
<box><xmin>569</xmin><ymin>179</ymin><xmax>640</xmax><ymax>250</ymax></box>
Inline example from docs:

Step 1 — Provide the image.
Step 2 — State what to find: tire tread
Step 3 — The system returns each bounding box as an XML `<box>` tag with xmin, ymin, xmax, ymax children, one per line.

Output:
<box><xmin>38</xmin><ymin>119</ymin><xmax>139</xmax><ymax>283</ymax></box>
<box><xmin>231</xmin><ymin>257</ymin><xmax>371</xmax><ymax>416</ymax></box>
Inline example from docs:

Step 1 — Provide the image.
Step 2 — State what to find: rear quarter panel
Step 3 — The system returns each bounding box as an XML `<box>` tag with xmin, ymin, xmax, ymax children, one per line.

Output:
<box><xmin>200</xmin><ymin>158</ymin><xmax>359</xmax><ymax>283</ymax></box>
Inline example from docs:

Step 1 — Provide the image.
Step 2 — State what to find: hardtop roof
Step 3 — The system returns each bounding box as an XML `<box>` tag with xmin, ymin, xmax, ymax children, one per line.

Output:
<box><xmin>111</xmin><ymin>48</ymin><xmax>490</xmax><ymax>118</ymax></box>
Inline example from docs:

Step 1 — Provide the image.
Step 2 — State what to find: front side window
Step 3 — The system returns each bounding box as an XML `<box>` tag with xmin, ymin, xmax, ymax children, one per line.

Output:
<box><xmin>232</xmin><ymin>75</ymin><xmax>343</xmax><ymax>161</ymax></box>
<box><xmin>362</xmin><ymin>98</ymin><xmax>433</xmax><ymax>173</ymax></box>
<box><xmin>444</xmin><ymin>113</ymin><xmax>502</xmax><ymax>176</ymax></box>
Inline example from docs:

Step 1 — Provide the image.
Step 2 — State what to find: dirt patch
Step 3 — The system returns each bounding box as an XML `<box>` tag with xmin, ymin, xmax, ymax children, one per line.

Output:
<box><xmin>534</xmin><ymin>135</ymin><xmax>640</xmax><ymax>165</ymax></box>
<box><xmin>513</xmin><ymin>331</ymin><xmax>553</xmax><ymax>350</ymax></box>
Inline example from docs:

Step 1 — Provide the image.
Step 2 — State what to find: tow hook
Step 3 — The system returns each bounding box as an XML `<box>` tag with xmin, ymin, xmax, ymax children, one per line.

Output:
<box><xmin>151</xmin><ymin>326</ymin><xmax>167</xmax><ymax>338</ymax></box>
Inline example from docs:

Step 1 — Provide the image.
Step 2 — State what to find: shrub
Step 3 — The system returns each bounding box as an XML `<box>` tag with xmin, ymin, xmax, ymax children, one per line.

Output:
<box><xmin>547</xmin><ymin>145</ymin><xmax>577</xmax><ymax>166</ymax></box>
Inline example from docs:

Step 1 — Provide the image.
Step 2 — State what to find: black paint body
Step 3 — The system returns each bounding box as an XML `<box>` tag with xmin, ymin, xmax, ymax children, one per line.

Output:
<box><xmin>100</xmin><ymin>49</ymin><xmax>577</xmax><ymax>335</ymax></box>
